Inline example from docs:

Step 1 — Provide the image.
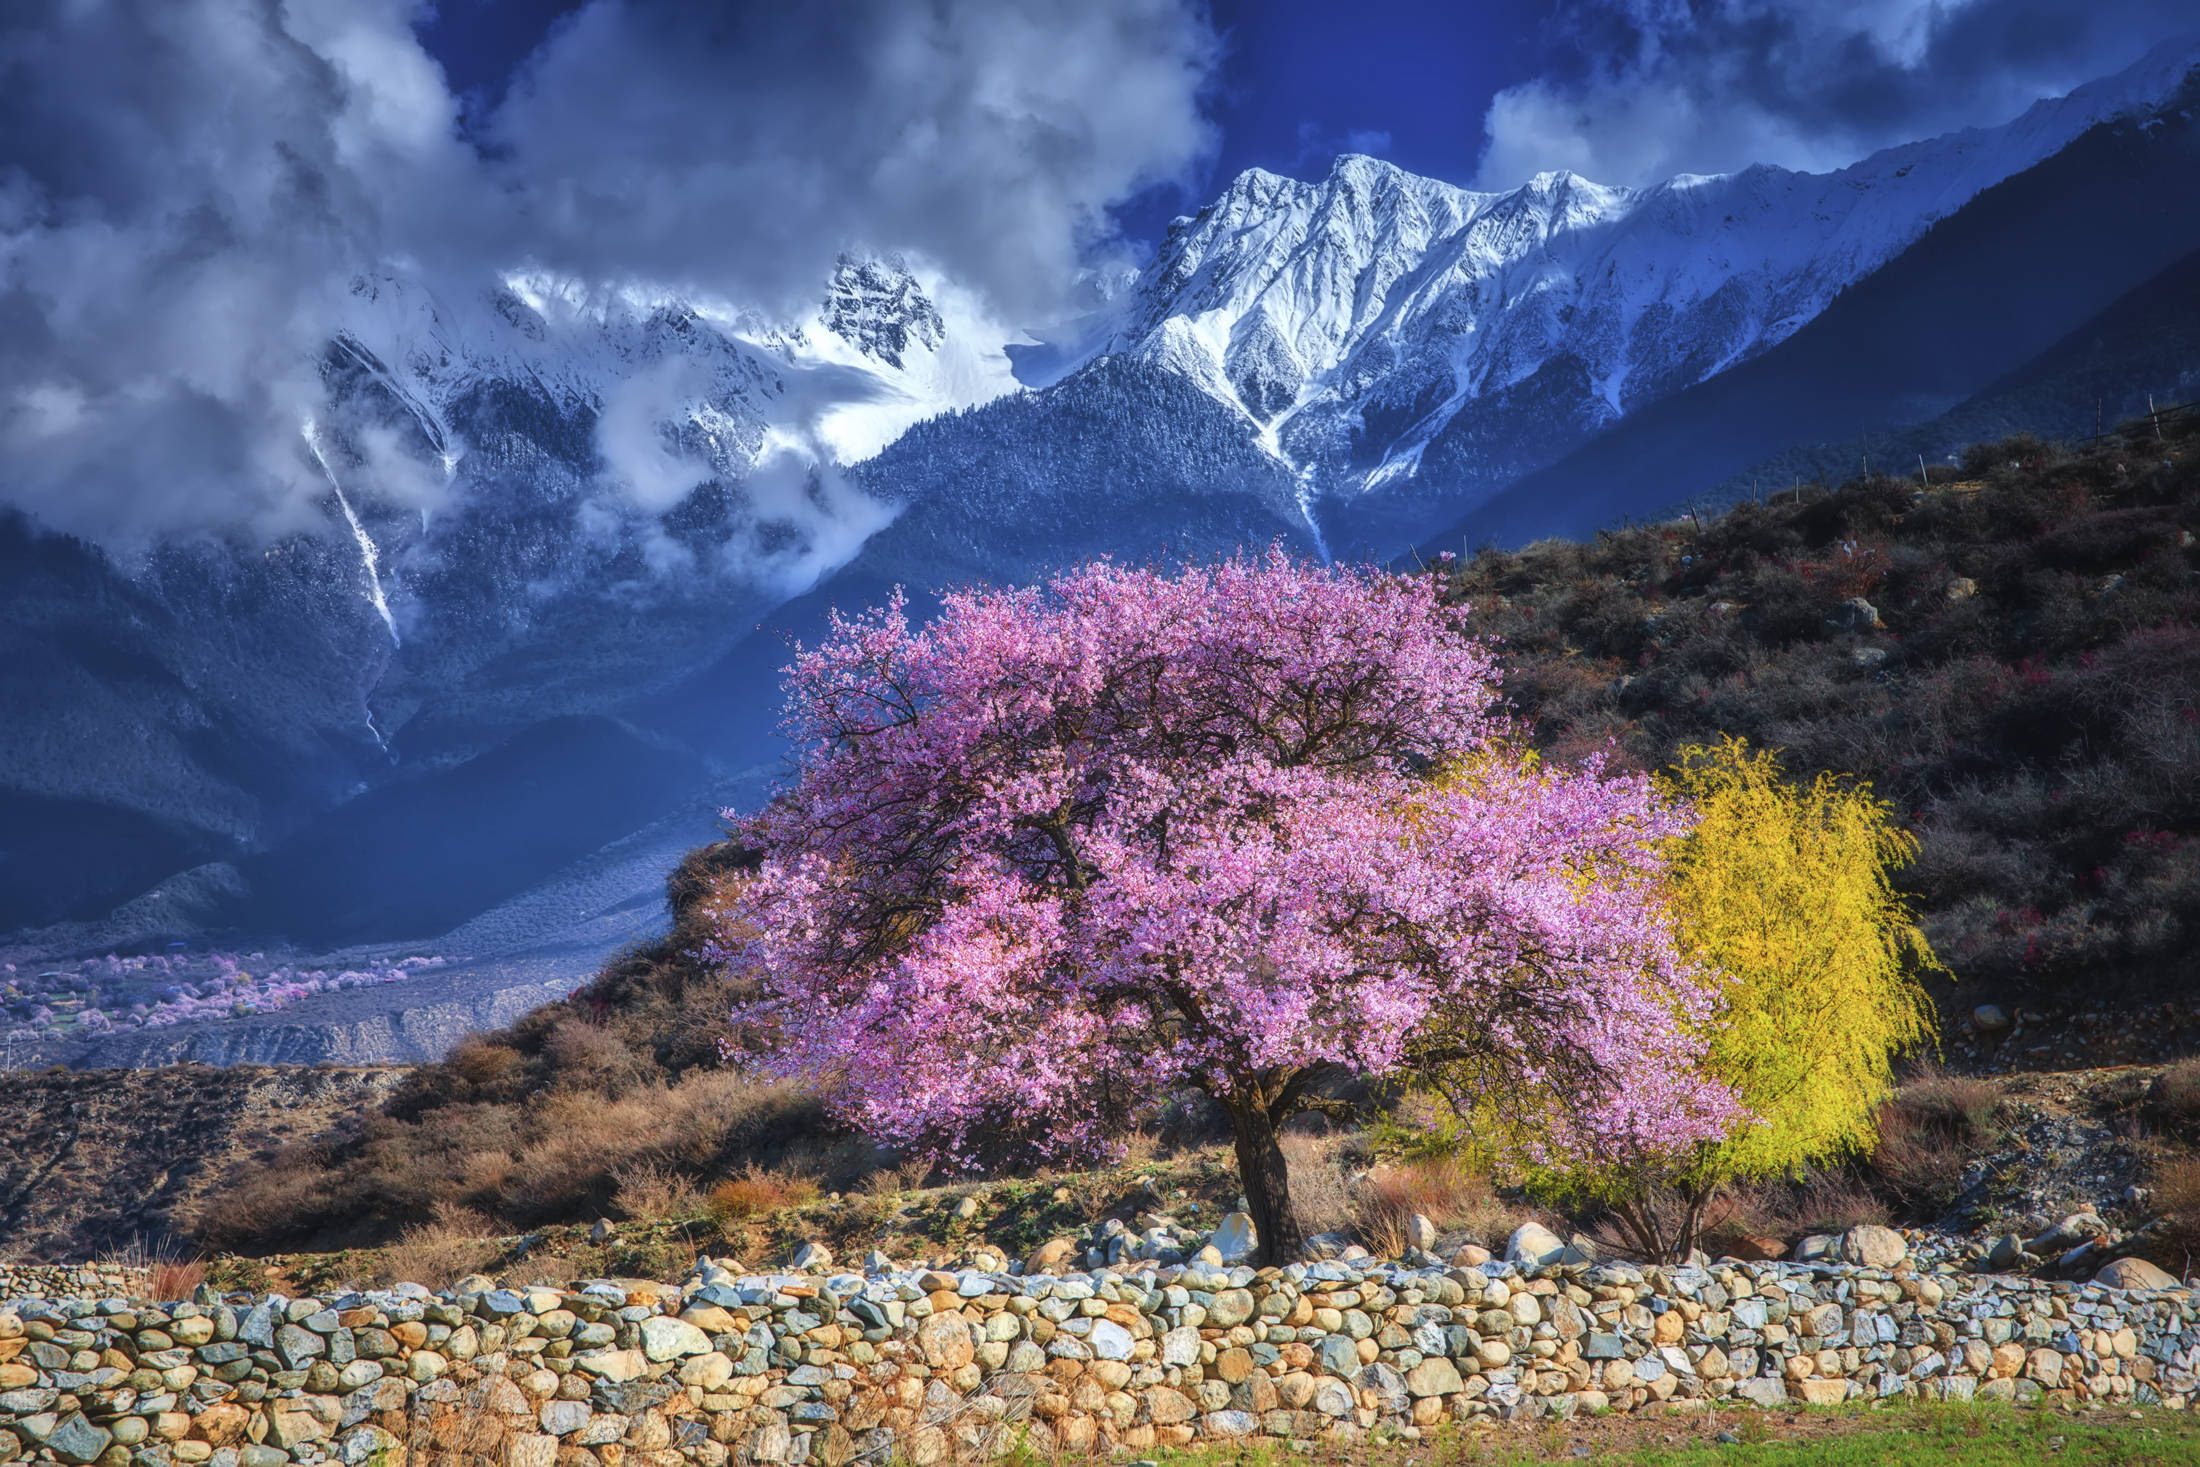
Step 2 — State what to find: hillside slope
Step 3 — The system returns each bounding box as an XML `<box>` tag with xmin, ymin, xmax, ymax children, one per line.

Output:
<box><xmin>1432</xmin><ymin>80</ymin><xmax>2200</xmax><ymax>552</ymax></box>
<box><xmin>1445</xmin><ymin>416</ymin><xmax>2197</xmax><ymax>1008</ymax></box>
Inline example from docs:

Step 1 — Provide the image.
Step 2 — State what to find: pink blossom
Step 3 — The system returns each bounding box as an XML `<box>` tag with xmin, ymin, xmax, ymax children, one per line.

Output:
<box><xmin>718</xmin><ymin>551</ymin><xmax>1736</xmax><ymax>1257</ymax></box>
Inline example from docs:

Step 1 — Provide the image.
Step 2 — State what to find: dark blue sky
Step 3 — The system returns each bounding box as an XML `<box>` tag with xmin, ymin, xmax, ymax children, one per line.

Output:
<box><xmin>1117</xmin><ymin>0</ymin><xmax>1547</xmax><ymax>242</ymax></box>
<box><xmin>412</xmin><ymin>0</ymin><xmax>2197</xmax><ymax>270</ymax></box>
<box><xmin>416</xmin><ymin>0</ymin><xmax>1548</xmax><ymax>259</ymax></box>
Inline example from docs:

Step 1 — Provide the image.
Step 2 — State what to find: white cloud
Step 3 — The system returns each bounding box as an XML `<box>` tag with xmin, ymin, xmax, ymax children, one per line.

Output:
<box><xmin>1474</xmin><ymin>0</ymin><xmax>2196</xmax><ymax>189</ymax></box>
<box><xmin>0</xmin><ymin>0</ymin><xmax>1220</xmax><ymax>549</ymax></box>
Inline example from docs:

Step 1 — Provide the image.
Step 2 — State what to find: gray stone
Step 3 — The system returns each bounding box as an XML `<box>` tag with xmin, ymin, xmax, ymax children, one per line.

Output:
<box><xmin>1200</xmin><ymin>1410</ymin><xmax>1259</xmax><ymax>1438</ymax></box>
<box><xmin>540</xmin><ymin>1401</ymin><xmax>592</xmax><ymax>1436</ymax></box>
<box><xmin>1088</xmin><ymin>1321</ymin><xmax>1134</xmax><ymax>1361</ymax></box>
<box><xmin>1315</xmin><ymin>1336</ymin><xmax>1360</xmax><ymax>1377</ymax></box>
<box><xmin>44</xmin><ymin>1413</ymin><xmax>112</xmax><ymax>1465</ymax></box>
<box><xmin>1733</xmin><ymin>1378</ymin><xmax>1788</xmax><ymax>1408</ymax></box>
<box><xmin>1793</xmin><ymin>1234</ymin><xmax>1842</xmax><ymax>1264</ymax></box>
<box><xmin>639</xmin><ymin>1317</ymin><xmax>712</xmax><ymax>1362</ymax></box>
<box><xmin>1581</xmin><ymin>1332</ymin><xmax>1626</xmax><ymax>1360</ymax></box>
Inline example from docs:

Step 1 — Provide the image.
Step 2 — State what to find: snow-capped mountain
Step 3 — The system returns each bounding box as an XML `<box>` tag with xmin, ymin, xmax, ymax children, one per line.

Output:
<box><xmin>7</xmin><ymin>36</ymin><xmax>2200</xmax><ymax>956</ymax></box>
<box><xmin>1099</xmin><ymin>36</ymin><xmax>2200</xmax><ymax>546</ymax></box>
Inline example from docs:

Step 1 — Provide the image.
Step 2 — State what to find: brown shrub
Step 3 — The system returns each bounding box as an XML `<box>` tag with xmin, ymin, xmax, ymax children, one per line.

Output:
<box><xmin>614</xmin><ymin>1162</ymin><xmax>704</xmax><ymax>1223</ymax></box>
<box><xmin>1865</xmin><ymin>1068</ymin><xmax>2003</xmax><ymax>1215</ymax></box>
<box><xmin>708</xmin><ymin>1165</ymin><xmax>818</xmax><ymax>1226</ymax></box>
<box><xmin>379</xmin><ymin>1203</ymin><xmax>498</xmax><ymax>1290</ymax></box>
<box><xmin>2151</xmin><ymin>1059</ymin><xmax>2200</xmax><ymax>1141</ymax></box>
<box><xmin>1280</xmin><ymin>1132</ymin><xmax>1355</xmax><ymax>1238</ymax></box>
<box><xmin>1351</xmin><ymin>1154</ymin><xmax>1523</xmax><ymax>1256</ymax></box>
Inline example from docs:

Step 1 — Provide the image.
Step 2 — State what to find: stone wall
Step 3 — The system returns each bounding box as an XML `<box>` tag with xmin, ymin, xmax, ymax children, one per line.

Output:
<box><xmin>4</xmin><ymin>1246</ymin><xmax>2198</xmax><ymax>1467</ymax></box>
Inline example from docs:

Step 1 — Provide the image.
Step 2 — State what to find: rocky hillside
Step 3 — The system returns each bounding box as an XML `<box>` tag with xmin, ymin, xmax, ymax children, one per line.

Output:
<box><xmin>0</xmin><ymin>1065</ymin><xmax>403</xmax><ymax>1262</ymax></box>
<box><xmin>1441</xmin><ymin>411</ymin><xmax>2198</xmax><ymax>1015</ymax></box>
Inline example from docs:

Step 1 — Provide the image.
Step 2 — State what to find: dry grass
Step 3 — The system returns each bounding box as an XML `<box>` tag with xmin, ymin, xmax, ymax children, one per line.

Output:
<box><xmin>2152</xmin><ymin>1058</ymin><xmax>2200</xmax><ymax>1140</ymax></box>
<box><xmin>1713</xmin><ymin>1172</ymin><xmax>1891</xmax><ymax>1246</ymax></box>
<box><xmin>859</xmin><ymin>1155</ymin><xmax>935</xmax><ymax>1197</ymax></box>
<box><xmin>614</xmin><ymin>1161</ymin><xmax>705</xmax><ymax>1222</ymax></box>
<box><xmin>149</xmin><ymin>1256</ymin><xmax>208</xmax><ymax>1301</ymax></box>
<box><xmin>378</xmin><ymin>1203</ymin><xmax>499</xmax><ymax>1289</ymax></box>
<box><xmin>708</xmin><ymin>1165</ymin><xmax>819</xmax><ymax>1226</ymax></box>
<box><xmin>1280</xmin><ymin>1131</ymin><xmax>1356</xmax><ymax>1237</ymax></box>
<box><xmin>1867</xmin><ymin>1068</ymin><xmax>2005</xmax><ymax>1213</ymax></box>
<box><xmin>2151</xmin><ymin>1148</ymin><xmax>2200</xmax><ymax>1260</ymax></box>
<box><xmin>1354</xmin><ymin>1154</ymin><xmax>1521</xmax><ymax>1255</ymax></box>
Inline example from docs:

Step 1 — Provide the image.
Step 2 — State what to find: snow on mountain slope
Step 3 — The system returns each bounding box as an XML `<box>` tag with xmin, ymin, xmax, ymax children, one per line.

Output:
<box><xmin>1104</xmin><ymin>35</ymin><xmax>2200</xmax><ymax>530</ymax></box>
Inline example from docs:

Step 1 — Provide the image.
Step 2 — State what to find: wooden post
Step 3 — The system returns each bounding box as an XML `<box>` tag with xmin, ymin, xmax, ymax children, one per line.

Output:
<box><xmin>2153</xmin><ymin>394</ymin><xmax>2164</xmax><ymax>442</ymax></box>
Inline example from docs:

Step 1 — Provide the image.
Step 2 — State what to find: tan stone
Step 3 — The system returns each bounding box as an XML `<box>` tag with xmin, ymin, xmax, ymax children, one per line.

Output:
<box><xmin>1653</xmin><ymin>1311</ymin><xmax>1683</xmax><ymax>1345</ymax></box>
<box><xmin>1141</xmin><ymin>1388</ymin><xmax>1195</xmax><ymax>1425</ymax></box>
<box><xmin>188</xmin><ymin>1405</ymin><xmax>251</xmax><ymax>1447</ymax></box>
<box><xmin>1992</xmin><ymin>1343</ymin><xmax>2027</xmax><ymax>1378</ymax></box>
<box><xmin>915</xmin><ymin>1314</ymin><xmax>974</xmax><ymax>1373</ymax></box>
<box><xmin>1793</xmin><ymin>1379</ymin><xmax>1848</xmax><ymax>1405</ymax></box>
<box><xmin>506</xmin><ymin>1435</ymin><xmax>559</xmax><ymax>1467</ymax></box>
<box><xmin>1025</xmin><ymin>1239</ymin><xmax>1079</xmax><ymax>1274</ymax></box>
<box><xmin>2028</xmin><ymin>1349</ymin><xmax>2064</xmax><ymax>1388</ymax></box>
<box><xmin>1214</xmin><ymin>1348</ymin><xmax>1254</xmax><ymax>1384</ymax></box>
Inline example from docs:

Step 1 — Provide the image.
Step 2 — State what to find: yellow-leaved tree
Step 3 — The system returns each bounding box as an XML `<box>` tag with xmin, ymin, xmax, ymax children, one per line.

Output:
<box><xmin>1410</xmin><ymin>738</ymin><xmax>1944</xmax><ymax>1260</ymax></box>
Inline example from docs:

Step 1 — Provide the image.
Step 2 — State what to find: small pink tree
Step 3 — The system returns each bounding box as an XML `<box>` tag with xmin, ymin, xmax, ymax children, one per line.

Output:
<box><xmin>720</xmin><ymin>551</ymin><xmax>1734</xmax><ymax>1263</ymax></box>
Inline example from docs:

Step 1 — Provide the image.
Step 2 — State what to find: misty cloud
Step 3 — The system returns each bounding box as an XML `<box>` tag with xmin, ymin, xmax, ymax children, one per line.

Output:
<box><xmin>0</xmin><ymin>0</ymin><xmax>1220</xmax><ymax>552</ymax></box>
<box><xmin>1474</xmin><ymin>0</ymin><xmax>2198</xmax><ymax>189</ymax></box>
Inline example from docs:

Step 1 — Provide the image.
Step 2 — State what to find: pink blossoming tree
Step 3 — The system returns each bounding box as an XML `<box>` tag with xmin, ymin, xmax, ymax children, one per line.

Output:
<box><xmin>720</xmin><ymin>552</ymin><xmax>1736</xmax><ymax>1263</ymax></box>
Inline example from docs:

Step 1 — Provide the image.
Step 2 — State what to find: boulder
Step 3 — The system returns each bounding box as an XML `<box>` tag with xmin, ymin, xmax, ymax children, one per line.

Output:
<box><xmin>1404</xmin><ymin>1213</ymin><xmax>1437</xmax><ymax>1252</ymax></box>
<box><xmin>1827</xmin><ymin>597</ymin><xmax>1882</xmax><ymax>632</ymax></box>
<box><xmin>1839</xmin><ymin>1225</ymin><xmax>1907</xmax><ymax>1268</ymax></box>
<box><xmin>2094</xmin><ymin>1257</ymin><xmax>2179</xmax><ymax>1291</ymax></box>
<box><xmin>1208</xmin><ymin>1212</ymin><xmax>1258</xmax><ymax>1263</ymax></box>
<box><xmin>1712</xmin><ymin>1233</ymin><xmax>1786</xmax><ymax>1263</ymax></box>
<box><xmin>1792</xmin><ymin>1234</ymin><xmax>1841</xmax><ymax>1264</ymax></box>
<box><xmin>1505</xmin><ymin>1222</ymin><xmax>1567</xmax><ymax>1268</ymax></box>
<box><xmin>1404</xmin><ymin>1358</ymin><xmax>1463</xmax><ymax>1398</ymax></box>
<box><xmin>1971</xmin><ymin>1003</ymin><xmax>2010</xmax><ymax>1034</ymax></box>
<box><xmin>789</xmin><ymin>1241</ymin><xmax>832</xmax><ymax>1273</ymax></box>
<box><xmin>638</xmin><ymin>1317</ymin><xmax>711</xmax><ymax>1362</ymax></box>
<box><xmin>1024</xmin><ymin>1238</ymin><xmax>1078</xmax><ymax>1275</ymax></box>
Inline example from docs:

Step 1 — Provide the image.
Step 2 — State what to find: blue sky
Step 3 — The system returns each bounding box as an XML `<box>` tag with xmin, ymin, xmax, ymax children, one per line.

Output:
<box><xmin>412</xmin><ymin>0</ymin><xmax>2197</xmax><ymax>266</ymax></box>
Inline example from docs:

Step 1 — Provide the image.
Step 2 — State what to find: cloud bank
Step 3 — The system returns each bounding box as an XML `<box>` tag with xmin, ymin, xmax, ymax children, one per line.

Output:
<box><xmin>0</xmin><ymin>0</ymin><xmax>1219</xmax><ymax>548</ymax></box>
<box><xmin>1475</xmin><ymin>0</ymin><xmax>2197</xmax><ymax>189</ymax></box>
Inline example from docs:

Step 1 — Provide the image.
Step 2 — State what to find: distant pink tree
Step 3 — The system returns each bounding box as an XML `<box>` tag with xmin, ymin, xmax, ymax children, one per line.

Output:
<box><xmin>720</xmin><ymin>552</ymin><xmax>1734</xmax><ymax>1263</ymax></box>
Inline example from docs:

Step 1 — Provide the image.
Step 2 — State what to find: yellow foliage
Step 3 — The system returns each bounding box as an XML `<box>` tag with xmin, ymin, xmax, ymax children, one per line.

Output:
<box><xmin>1659</xmin><ymin>737</ymin><xmax>1943</xmax><ymax>1181</ymax></box>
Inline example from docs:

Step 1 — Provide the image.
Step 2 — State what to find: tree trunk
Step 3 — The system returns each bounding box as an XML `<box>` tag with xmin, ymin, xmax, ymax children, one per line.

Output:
<box><xmin>1225</xmin><ymin>1095</ymin><xmax>1303</xmax><ymax>1267</ymax></box>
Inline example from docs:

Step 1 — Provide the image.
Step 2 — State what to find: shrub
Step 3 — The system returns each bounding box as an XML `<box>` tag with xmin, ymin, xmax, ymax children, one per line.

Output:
<box><xmin>2151</xmin><ymin>1059</ymin><xmax>2200</xmax><ymax>1141</ymax></box>
<box><xmin>1867</xmin><ymin>1068</ymin><xmax>2004</xmax><ymax>1213</ymax></box>
<box><xmin>613</xmin><ymin>1162</ymin><xmax>704</xmax><ymax>1223</ymax></box>
<box><xmin>707</xmin><ymin>1166</ymin><xmax>817</xmax><ymax>1225</ymax></box>
<box><xmin>379</xmin><ymin>1203</ymin><xmax>498</xmax><ymax>1290</ymax></box>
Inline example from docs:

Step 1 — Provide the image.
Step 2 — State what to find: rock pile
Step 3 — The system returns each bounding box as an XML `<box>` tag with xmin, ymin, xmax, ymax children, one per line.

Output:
<box><xmin>3</xmin><ymin>1228</ymin><xmax>2197</xmax><ymax>1467</ymax></box>
<box><xmin>0</xmin><ymin>1274</ymin><xmax>146</xmax><ymax>1315</ymax></box>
